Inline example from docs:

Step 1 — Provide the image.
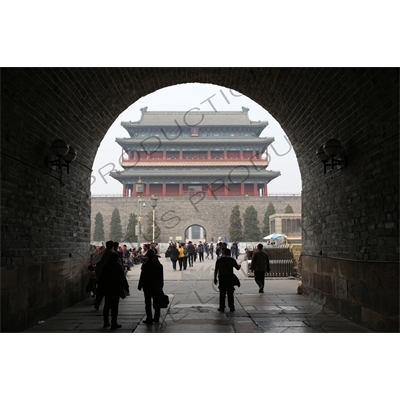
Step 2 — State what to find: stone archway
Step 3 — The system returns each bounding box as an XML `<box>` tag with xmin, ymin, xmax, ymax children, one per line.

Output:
<box><xmin>1</xmin><ymin>68</ymin><xmax>398</xmax><ymax>332</ymax></box>
<box><xmin>184</xmin><ymin>224</ymin><xmax>207</xmax><ymax>243</ymax></box>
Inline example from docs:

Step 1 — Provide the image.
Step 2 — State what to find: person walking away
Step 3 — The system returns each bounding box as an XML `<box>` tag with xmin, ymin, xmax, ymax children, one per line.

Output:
<box><xmin>216</xmin><ymin>242</ymin><xmax>221</xmax><ymax>258</ymax></box>
<box><xmin>186</xmin><ymin>241</ymin><xmax>195</xmax><ymax>267</ymax></box>
<box><xmin>214</xmin><ymin>248</ymin><xmax>240</xmax><ymax>312</ymax></box>
<box><xmin>93</xmin><ymin>240</ymin><xmax>115</xmax><ymax>310</ymax></box>
<box><xmin>198</xmin><ymin>241</ymin><xmax>204</xmax><ymax>262</ymax></box>
<box><xmin>98</xmin><ymin>252</ymin><xmax>129</xmax><ymax>329</ymax></box>
<box><xmin>177</xmin><ymin>244</ymin><xmax>185</xmax><ymax>271</ymax></box>
<box><xmin>192</xmin><ymin>244</ymin><xmax>197</xmax><ymax>267</ymax></box>
<box><xmin>217</xmin><ymin>242</ymin><xmax>227</xmax><ymax>258</ymax></box>
<box><xmin>165</xmin><ymin>244</ymin><xmax>172</xmax><ymax>261</ymax></box>
<box><xmin>138</xmin><ymin>249</ymin><xmax>164</xmax><ymax>324</ymax></box>
<box><xmin>122</xmin><ymin>244</ymin><xmax>131</xmax><ymax>271</ymax></box>
<box><xmin>182</xmin><ymin>243</ymin><xmax>188</xmax><ymax>270</ymax></box>
<box><xmin>209</xmin><ymin>242</ymin><xmax>214</xmax><ymax>260</ymax></box>
<box><xmin>231</xmin><ymin>242</ymin><xmax>238</xmax><ymax>259</ymax></box>
<box><xmin>170</xmin><ymin>243</ymin><xmax>178</xmax><ymax>271</ymax></box>
<box><xmin>250</xmin><ymin>243</ymin><xmax>270</xmax><ymax>293</ymax></box>
<box><xmin>205</xmin><ymin>242</ymin><xmax>210</xmax><ymax>259</ymax></box>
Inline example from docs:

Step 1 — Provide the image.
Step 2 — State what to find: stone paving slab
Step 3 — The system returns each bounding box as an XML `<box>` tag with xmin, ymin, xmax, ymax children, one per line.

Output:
<box><xmin>22</xmin><ymin>258</ymin><xmax>373</xmax><ymax>333</ymax></box>
<box><xmin>231</xmin><ymin>322</ymin><xmax>263</xmax><ymax>333</ymax></box>
<box><xmin>159</xmin><ymin>323</ymin><xmax>235</xmax><ymax>333</ymax></box>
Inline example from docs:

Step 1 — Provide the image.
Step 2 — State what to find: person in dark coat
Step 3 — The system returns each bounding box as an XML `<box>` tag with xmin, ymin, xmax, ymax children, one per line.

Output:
<box><xmin>250</xmin><ymin>243</ymin><xmax>270</xmax><ymax>293</ymax></box>
<box><xmin>169</xmin><ymin>243</ymin><xmax>179</xmax><ymax>271</ymax></box>
<box><xmin>214</xmin><ymin>248</ymin><xmax>240</xmax><ymax>312</ymax></box>
<box><xmin>98</xmin><ymin>251</ymin><xmax>129</xmax><ymax>329</ymax></box>
<box><xmin>138</xmin><ymin>249</ymin><xmax>164</xmax><ymax>324</ymax></box>
<box><xmin>93</xmin><ymin>240</ymin><xmax>115</xmax><ymax>310</ymax></box>
<box><xmin>186</xmin><ymin>241</ymin><xmax>195</xmax><ymax>267</ymax></box>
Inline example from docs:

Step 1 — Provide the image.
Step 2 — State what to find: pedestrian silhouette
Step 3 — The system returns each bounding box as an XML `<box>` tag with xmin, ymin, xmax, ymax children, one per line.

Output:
<box><xmin>98</xmin><ymin>251</ymin><xmax>129</xmax><ymax>329</ymax></box>
<box><xmin>138</xmin><ymin>249</ymin><xmax>164</xmax><ymax>324</ymax></box>
<box><xmin>214</xmin><ymin>248</ymin><xmax>240</xmax><ymax>312</ymax></box>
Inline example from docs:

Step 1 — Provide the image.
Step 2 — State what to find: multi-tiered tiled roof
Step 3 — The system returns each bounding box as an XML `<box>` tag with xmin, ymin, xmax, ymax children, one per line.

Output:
<box><xmin>111</xmin><ymin>107</ymin><xmax>280</xmax><ymax>196</ymax></box>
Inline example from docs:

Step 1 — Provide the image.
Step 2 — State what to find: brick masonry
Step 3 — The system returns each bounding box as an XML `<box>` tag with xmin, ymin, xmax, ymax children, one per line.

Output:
<box><xmin>1</xmin><ymin>67</ymin><xmax>398</xmax><ymax>332</ymax></box>
<box><xmin>301</xmin><ymin>255</ymin><xmax>399</xmax><ymax>332</ymax></box>
<box><xmin>90</xmin><ymin>195</ymin><xmax>302</xmax><ymax>244</ymax></box>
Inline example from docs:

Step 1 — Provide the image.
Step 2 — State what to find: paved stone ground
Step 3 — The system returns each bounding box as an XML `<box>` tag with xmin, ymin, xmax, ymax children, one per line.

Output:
<box><xmin>23</xmin><ymin>256</ymin><xmax>372</xmax><ymax>333</ymax></box>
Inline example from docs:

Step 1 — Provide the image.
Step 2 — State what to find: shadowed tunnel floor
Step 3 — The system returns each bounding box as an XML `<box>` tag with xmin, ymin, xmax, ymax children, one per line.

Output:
<box><xmin>23</xmin><ymin>257</ymin><xmax>372</xmax><ymax>333</ymax></box>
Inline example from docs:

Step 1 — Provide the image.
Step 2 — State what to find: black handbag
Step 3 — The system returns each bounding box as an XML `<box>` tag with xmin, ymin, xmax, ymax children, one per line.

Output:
<box><xmin>222</xmin><ymin>258</ymin><xmax>241</xmax><ymax>287</ymax></box>
<box><xmin>232</xmin><ymin>273</ymin><xmax>240</xmax><ymax>287</ymax></box>
<box><xmin>159</xmin><ymin>291</ymin><xmax>169</xmax><ymax>308</ymax></box>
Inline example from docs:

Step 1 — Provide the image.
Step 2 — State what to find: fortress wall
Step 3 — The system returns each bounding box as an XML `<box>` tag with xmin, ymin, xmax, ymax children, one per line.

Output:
<box><xmin>90</xmin><ymin>195</ymin><xmax>302</xmax><ymax>244</ymax></box>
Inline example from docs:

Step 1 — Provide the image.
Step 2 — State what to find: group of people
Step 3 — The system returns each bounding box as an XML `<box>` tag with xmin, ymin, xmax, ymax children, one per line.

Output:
<box><xmin>89</xmin><ymin>240</ymin><xmax>130</xmax><ymax>329</ymax></box>
<box><xmin>165</xmin><ymin>239</ymin><xmax>241</xmax><ymax>271</ymax></box>
<box><xmin>88</xmin><ymin>239</ymin><xmax>271</xmax><ymax>328</ymax></box>
<box><xmin>214</xmin><ymin>242</ymin><xmax>271</xmax><ymax>311</ymax></box>
<box><xmin>89</xmin><ymin>240</ymin><xmax>164</xmax><ymax>328</ymax></box>
<box><xmin>91</xmin><ymin>242</ymin><xmax>161</xmax><ymax>272</ymax></box>
<box><xmin>165</xmin><ymin>241</ymin><xmax>205</xmax><ymax>271</ymax></box>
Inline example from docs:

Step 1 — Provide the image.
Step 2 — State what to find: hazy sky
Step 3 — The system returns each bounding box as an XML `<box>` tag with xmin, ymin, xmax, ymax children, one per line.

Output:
<box><xmin>91</xmin><ymin>82</ymin><xmax>302</xmax><ymax>195</ymax></box>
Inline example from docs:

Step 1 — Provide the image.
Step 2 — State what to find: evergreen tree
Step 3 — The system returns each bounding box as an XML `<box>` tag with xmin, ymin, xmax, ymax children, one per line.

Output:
<box><xmin>142</xmin><ymin>211</ymin><xmax>161</xmax><ymax>243</ymax></box>
<box><xmin>124</xmin><ymin>212</ymin><xmax>138</xmax><ymax>243</ymax></box>
<box><xmin>262</xmin><ymin>202</ymin><xmax>276</xmax><ymax>237</ymax></box>
<box><xmin>229</xmin><ymin>205</ymin><xmax>243</xmax><ymax>242</ymax></box>
<box><xmin>93</xmin><ymin>212</ymin><xmax>105</xmax><ymax>242</ymax></box>
<box><xmin>109</xmin><ymin>207</ymin><xmax>123</xmax><ymax>242</ymax></box>
<box><xmin>243</xmin><ymin>205</ymin><xmax>261</xmax><ymax>241</ymax></box>
<box><xmin>285</xmin><ymin>204</ymin><xmax>294</xmax><ymax>213</ymax></box>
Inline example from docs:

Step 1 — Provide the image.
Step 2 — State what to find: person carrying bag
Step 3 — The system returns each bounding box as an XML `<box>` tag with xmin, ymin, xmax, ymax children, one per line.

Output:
<box><xmin>214</xmin><ymin>248</ymin><xmax>240</xmax><ymax>312</ymax></box>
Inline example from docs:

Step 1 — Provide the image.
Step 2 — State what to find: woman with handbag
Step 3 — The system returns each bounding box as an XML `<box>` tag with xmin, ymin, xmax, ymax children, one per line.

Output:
<box><xmin>98</xmin><ymin>251</ymin><xmax>129</xmax><ymax>329</ymax></box>
<box><xmin>138</xmin><ymin>249</ymin><xmax>164</xmax><ymax>324</ymax></box>
<box><xmin>214</xmin><ymin>248</ymin><xmax>240</xmax><ymax>312</ymax></box>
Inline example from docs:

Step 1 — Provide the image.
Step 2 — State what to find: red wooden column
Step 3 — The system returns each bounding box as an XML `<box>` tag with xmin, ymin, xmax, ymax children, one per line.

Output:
<box><xmin>179</xmin><ymin>150</ymin><xmax>183</xmax><ymax>160</ymax></box>
<box><xmin>264</xmin><ymin>184</ymin><xmax>268</xmax><ymax>196</ymax></box>
<box><xmin>224</xmin><ymin>150</ymin><xmax>227</xmax><ymax>159</ymax></box>
<box><xmin>146</xmin><ymin>183</ymin><xmax>151</xmax><ymax>196</ymax></box>
<box><xmin>162</xmin><ymin>183</ymin><xmax>167</xmax><ymax>196</ymax></box>
<box><xmin>240</xmin><ymin>150</ymin><xmax>243</xmax><ymax>159</ymax></box>
<box><xmin>179</xmin><ymin>183</ymin><xmax>183</xmax><ymax>195</ymax></box>
<box><xmin>122</xmin><ymin>184</ymin><xmax>127</xmax><ymax>197</ymax></box>
<box><xmin>207</xmin><ymin>150</ymin><xmax>211</xmax><ymax>159</ymax></box>
<box><xmin>224</xmin><ymin>184</ymin><xmax>229</xmax><ymax>196</ymax></box>
<box><xmin>241</xmin><ymin>183</ymin><xmax>245</xmax><ymax>196</ymax></box>
<box><xmin>253</xmin><ymin>183</ymin><xmax>258</xmax><ymax>196</ymax></box>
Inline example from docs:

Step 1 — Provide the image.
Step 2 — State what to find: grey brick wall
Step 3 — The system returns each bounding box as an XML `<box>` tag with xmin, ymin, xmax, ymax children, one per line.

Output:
<box><xmin>1</xmin><ymin>67</ymin><xmax>398</xmax><ymax>332</ymax></box>
<box><xmin>90</xmin><ymin>195</ymin><xmax>302</xmax><ymax>243</ymax></box>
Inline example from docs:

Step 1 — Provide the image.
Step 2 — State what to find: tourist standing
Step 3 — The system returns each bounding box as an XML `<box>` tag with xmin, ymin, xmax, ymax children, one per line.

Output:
<box><xmin>169</xmin><ymin>243</ymin><xmax>178</xmax><ymax>271</ymax></box>
<box><xmin>205</xmin><ymin>242</ymin><xmax>210</xmax><ymax>259</ymax></box>
<box><xmin>93</xmin><ymin>240</ymin><xmax>115</xmax><ymax>310</ymax></box>
<box><xmin>209</xmin><ymin>242</ymin><xmax>214</xmax><ymax>260</ymax></box>
<box><xmin>214</xmin><ymin>248</ymin><xmax>240</xmax><ymax>312</ymax></box>
<box><xmin>198</xmin><ymin>241</ymin><xmax>204</xmax><ymax>262</ymax></box>
<box><xmin>250</xmin><ymin>243</ymin><xmax>270</xmax><ymax>293</ymax></box>
<box><xmin>178</xmin><ymin>244</ymin><xmax>185</xmax><ymax>271</ymax></box>
<box><xmin>98</xmin><ymin>252</ymin><xmax>129</xmax><ymax>329</ymax></box>
<box><xmin>230</xmin><ymin>242</ymin><xmax>238</xmax><ymax>259</ymax></box>
<box><xmin>186</xmin><ymin>241</ymin><xmax>195</xmax><ymax>267</ymax></box>
<box><xmin>217</xmin><ymin>242</ymin><xmax>227</xmax><ymax>258</ymax></box>
<box><xmin>138</xmin><ymin>249</ymin><xmax>164</xmax><ymax>324</ymax></box>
